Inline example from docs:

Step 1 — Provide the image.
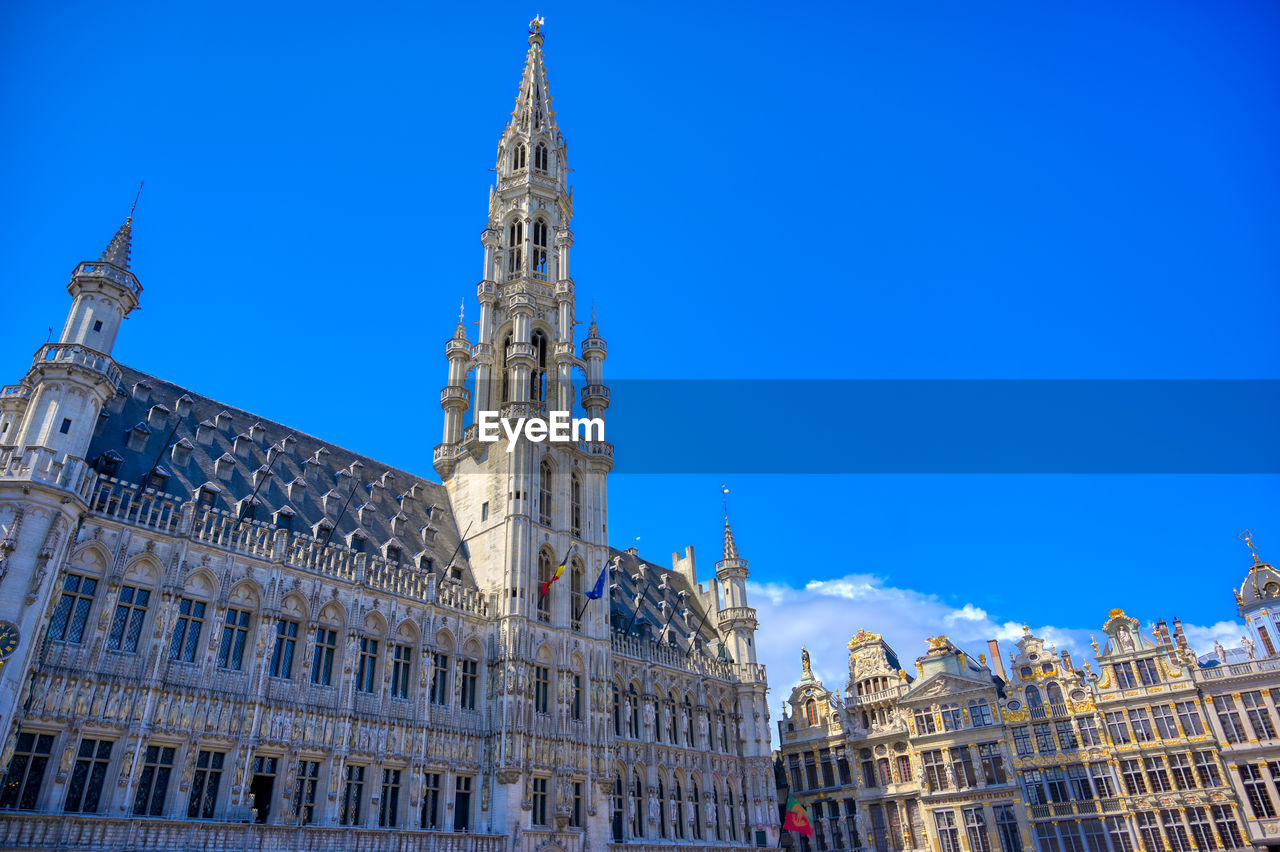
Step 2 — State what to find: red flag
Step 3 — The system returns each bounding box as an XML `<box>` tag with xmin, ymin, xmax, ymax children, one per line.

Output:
<box><xmin>783</xmin><ymin>795</ymin><xmax>814</xmax><ymax>838</ymax></box>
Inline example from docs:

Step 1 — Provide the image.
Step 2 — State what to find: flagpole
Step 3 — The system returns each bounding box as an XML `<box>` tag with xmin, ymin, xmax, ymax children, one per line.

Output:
<box><xmin>442</xmin><ymin>521</ymin><xmax>474</xmax><ymax>575</ymax></box>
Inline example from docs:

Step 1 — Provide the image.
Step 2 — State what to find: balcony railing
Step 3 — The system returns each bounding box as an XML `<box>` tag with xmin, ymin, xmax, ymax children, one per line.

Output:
<box><xmin>83</xmin><ymin>474</ymin><xmax>491</xmax><ymax>618</ymax></box>
<box><xmin>74</xmin><ymin>260</ymin><xmax>142</xmax><ymax>296</ymax></box>
<box><xmin>32</xmin><ymin>342</ymin><xmax>123</xmax><ymax>387</ymax></box>
<box><xmin>0</xmin><ymin>814</ymin><xmax>504</xmax><ymax>852</ymax></box>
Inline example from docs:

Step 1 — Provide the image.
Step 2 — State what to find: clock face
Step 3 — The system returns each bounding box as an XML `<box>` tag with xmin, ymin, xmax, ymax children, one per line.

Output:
<box><xmin>0</xmin><ymin>622</ymin><xmax>19</xmax><ymax>661</ymax></box>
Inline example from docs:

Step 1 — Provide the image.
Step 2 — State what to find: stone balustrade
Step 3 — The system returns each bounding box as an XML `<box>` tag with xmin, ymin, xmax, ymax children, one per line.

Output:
<box><xmin>0</xmin><ymin>814</ymin><xmax>504</xmax><ymax>852</ymax></box>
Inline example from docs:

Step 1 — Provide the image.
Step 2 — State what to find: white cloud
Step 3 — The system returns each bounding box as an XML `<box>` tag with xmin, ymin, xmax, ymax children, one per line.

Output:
<box><xmin>745</xmin><ymin>572</ymin><xmax>1241</xmax><ymax>748</ymax></box>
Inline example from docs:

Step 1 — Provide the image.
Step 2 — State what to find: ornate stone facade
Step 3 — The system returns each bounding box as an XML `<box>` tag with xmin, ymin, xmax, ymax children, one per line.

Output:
<box><xmin>0</xmin><ymin>21</ymin><xmax>776</xmax><ymax>852</ymax></box>
<box><xmin>777</xmin><ymin>548</ymin><xmax>1277</xmax><ymax>852</ymax></box>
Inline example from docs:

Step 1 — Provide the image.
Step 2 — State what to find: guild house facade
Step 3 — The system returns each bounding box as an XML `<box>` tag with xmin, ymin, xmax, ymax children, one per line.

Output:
<box><xmin>777</xmin><ymin>539</ymin><xmax>1280</xmax><ymax>852</ymax></box>
<box><xmin>0</xmin><ymin>20</ymin><xmax>778</xmax><ymax>852</ymax></box>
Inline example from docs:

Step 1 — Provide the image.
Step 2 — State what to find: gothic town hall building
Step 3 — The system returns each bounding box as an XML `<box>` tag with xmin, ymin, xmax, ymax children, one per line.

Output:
<box><xmin>0</xmin><ymin>23</ymin><xmax>778</xmax><ymax>852</ymax></box>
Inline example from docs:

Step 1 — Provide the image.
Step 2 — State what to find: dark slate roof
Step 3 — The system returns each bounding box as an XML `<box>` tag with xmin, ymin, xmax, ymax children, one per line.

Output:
<box><xmin>89</xmin><ymin>364</ymin><xmax>469</xmax><ymax>578</ymax></box>
<box><xmin>608</xmin><ymin>547</ymin><xmax>725</xmax><ymax>655</ymax></box>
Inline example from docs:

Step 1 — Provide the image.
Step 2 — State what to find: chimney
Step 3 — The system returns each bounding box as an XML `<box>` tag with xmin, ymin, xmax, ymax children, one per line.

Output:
<box><xmin>987</xmin><ymin>639</ymin><xmax>1008</xmax><ymax>681</ymax></box>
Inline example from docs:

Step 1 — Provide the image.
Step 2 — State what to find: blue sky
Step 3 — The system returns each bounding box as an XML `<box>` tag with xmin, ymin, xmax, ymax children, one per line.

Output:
<box><xmin>3</xmin><ymin>2</ymin><xmax>1278</xmax><ymax>696</ymax></box>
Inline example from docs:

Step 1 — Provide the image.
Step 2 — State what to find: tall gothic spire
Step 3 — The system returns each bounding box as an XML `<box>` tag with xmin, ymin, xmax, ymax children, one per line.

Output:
<box><xmin>99</xmin><ymin>218</ymin><xmax>133</xmax><ymax>270</ymax></box>
<box><xmin>511</xmin><ymin>15</ymin><xmax>556</xmax><ymax>133</ymax></box>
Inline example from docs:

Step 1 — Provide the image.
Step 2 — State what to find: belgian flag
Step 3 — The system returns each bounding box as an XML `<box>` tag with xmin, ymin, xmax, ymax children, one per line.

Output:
<box><xmin>783</xmin><ymin>795</ymin><xmax>814</xmax><ymax>838</ymax></box>
<box><xmin>540</xmin><ymin>543</ymin><xmax>575</xmax><ymax>596</ymax></box>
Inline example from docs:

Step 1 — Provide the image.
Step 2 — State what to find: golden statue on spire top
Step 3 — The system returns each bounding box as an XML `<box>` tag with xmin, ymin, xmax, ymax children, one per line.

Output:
<box><xmin>1241</xmin><ymin>529</ymin><xmax>1264</xmax><ymax>564</ymax></box>
<box><xmin>530</xmin><ymin>15</ymin><xmax>545</xmax><ymax>34</ymax></box>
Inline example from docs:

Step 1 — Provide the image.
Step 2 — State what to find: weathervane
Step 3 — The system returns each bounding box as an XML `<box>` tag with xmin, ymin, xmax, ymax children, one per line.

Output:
<box><xmin>529</xmin><ymin>15</ymin><xmax>544</xmax><ymax>34</ymax></box>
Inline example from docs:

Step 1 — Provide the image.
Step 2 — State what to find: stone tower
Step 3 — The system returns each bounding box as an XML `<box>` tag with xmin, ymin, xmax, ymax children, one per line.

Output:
<box><xmin>431</xmin><ymin>17</ymin><xmax>617</xmax><ymax>840</ymax></box>
<box><xmin>0</xmin><ymin>215</ymin><xmax>142</xmax><ymax>746</ymax></box>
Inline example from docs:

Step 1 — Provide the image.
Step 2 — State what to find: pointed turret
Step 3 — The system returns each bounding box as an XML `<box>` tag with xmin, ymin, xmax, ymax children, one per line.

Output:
<box><xmin>99</xmin><ymin>217</ymin><xmax>133</xmax><ymax>269</ymax></box>
<box><xmin>435</xmin><ymin>302</ymin><xmax>473</xmax><ymax>472</ymax></box>
<box><xmin>723</xmin><ymin>516</ymin><xmax>740</xmax><ymax>561</ymax></box>
<box><xmin>715</xmin><ymin>508</ymin><xmax>757</xmax><ymax>666</ymax></box>
<box><xmin>56</xmin><ymin>212</ymin><xmax>143</xmax><ymax>356</ymax></box>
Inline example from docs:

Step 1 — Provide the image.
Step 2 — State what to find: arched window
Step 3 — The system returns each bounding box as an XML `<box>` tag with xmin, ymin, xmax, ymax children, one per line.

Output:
<box><xmin>690</xmin><ymin>781</ymin><xmax>702</xmax><ymax>839</ymax></box>
<box><xmin>570</xmin><ymin>560</ymin><xmax>585</xmax><ymax>632</ymax></box>
<box><xmin>684</xmin><ymin>695</ymin><xmax>695</xmax><ymax>747</ymax></box>
<box><xmin>500</xmin><ymin>334</ymin><xmax>512</xmax><ymax>403</ymax></box>
<box><xmin>538</xmin><ymin>459</ymin><xmax>552</xmax><ymax>526</ymax></box>
<box><xmin>657</xmin><ymin>778</ymin><xmax>667</xmax><ymax>838</ymax></box>
<box><xmin>512</xmin><ymin>143</ymin><xmax>527</xmax><ymax>171</ymax></box>
<box><xmin>1045</xmin><ymin>682</ymin><xmax>1065</xmax><ymax>708</ymax></box>
<box><xmin>611</xmin><ymin>775</ymin><xmax>624</xmax><ymax>842</ymax></box>
<box><xmin>668</xmin><ymin>693</ymin><xmax>679</xmax><ymax>742</ymax></box>
<box><xmin>531</xmin><ymin>219</ymin><xmax>549</xmax><ymax>281</ymax></box>
<box><xmin>507</xmin><ymin>220</ymin><xmax>524</xmax><ymax>277</ymax></box>
<box><xmin>631</xmin><ymin>773</ymin><xmax>644</xmax><ymax>837</ymax></box>
<box><xmin>1026</xmin><ymin>685</ymin><xmax>1043</xmax><ymax>708</ymax></box>
<box><xmin>536</xmin><ymin>550</ymin><xmax>553</xmax><ymax>623</ymax></box>
<box><xmin>727</xmin><ymin>786</ymin><xmax>738</xmax><ymax>841</ymax></box>
<box><xmin>534</xmin><ymin>142</ymin><xmax>549</xmax><ymax>172</ymax></box>
<box><xmin>805</xmin><ymin>699</ymin><xmax>819</xmax><ymax>726</ymax></box>
<box><xmin>713</xmin><ymin>785</ymin><xmax>723</xmax><ymax>840</ymax></box>
<box><xmin>628</xmin><ymin>685</ymin><xmax>640</xmax><ymax>738</ymax></box>
<box><xmin>612</xmin><ymin>684</ymin><xmax>622</xmax><ymax>737</ymax></box>
<box><xmin>530</xmin><ymin>329</ymin><xmax>548</xmax><ymax>401</ymax></box>
<box><xmin>673</xmin><ymin>780</ymin><xmax>684</xmax><ymax>839</ymax></box>
<box><xmin>570</xmin><ymin>473</ymin><xmax>583</xmax><ymax>537</ymax></box>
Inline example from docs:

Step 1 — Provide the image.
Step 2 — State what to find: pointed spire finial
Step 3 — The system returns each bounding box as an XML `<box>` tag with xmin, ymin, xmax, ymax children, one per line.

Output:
<box><xmin>1241</xmin><ymin>529</ymin><xmax>1265</xmax><ymax>565</ymax></box>
<box><xmin>128</xmin><ymin>180</ymin><xmax>144</xmax><ymax>224</ymax></box>
<box><xmin>722</xmin><ymin>493</ymin><xmax>739</xmax><ymax>561</ymax></box>
<box><xmin>454</xmin><ymin>301</ymin><xmax>468</xmax><ymax>339</ymax></box>
<box><xmin>587</xmin><ymin>301</ymin><xmax>601</xmax><ymax>339</ymax></box>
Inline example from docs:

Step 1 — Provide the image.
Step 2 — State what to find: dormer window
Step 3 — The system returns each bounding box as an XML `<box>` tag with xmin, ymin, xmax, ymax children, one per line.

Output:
<box><xmin>215</xmin><ymin>410</ymin><xmax>232</xmax><ymax>430</ymax></box>
<box><xmin>132</xmin><ymin>381</ymin><xmax>152</xmax><ymax>403</ymax></box>
<box><xmin>126</xmin><ymin>422</ymin><xmax>150</xmax><ymax>452</ymax></box>
<box><xmin>215</xmin><ymin>453</ymin><xmax>236</xmax><ymax>480</ymax></box>
<box><xmin>147</xmin><ymin>404</ymin><xmax>170</xmax><ymax>428</ymax></box>
<box><xmin>196</xmin><ymin>484</ymin><xmax>220</xmax><ymax>509</ymax></box>
<box><xmin>175</xmin><ymin>394</ymin><xmax>194</xmax><ymax>417</ymax></box>
<box><xmin>236</xmin><ymin>498</ymin><xmax>260</xmax><ymax>522</ymax></box>
<box><xmin>419</xmin><ymin>555</ymin><xmax>435</xmax><ymax>573</ymax></box>
<box><xmin>531</xmin><ymin>220</ymin><xmax>549</xmax><ymax>281</ymax></box>
<box><xmin>195</xmin><ymin>420</ymin><xmax>217</xmax><ymax>446</ymax></box>
<box><xmin>385</xmin><ymin>545</ymin><xmax>402</xmax><ymax>564</ymax></box>
<box><xmin>507</xmin><ymin>221</ymin><xmax>524</xmax><ymax>276</ymax></box>
<box><xmin>171</xmin><ymin>438</ymin><xmax>194</xmax><ymax>467</ymax></box>
<box><xmin>313</xmin><ymin>519</ymin><xmax>333</xmax><ymax>540</ymax></box>
<box><xmin>233</xmin><ymin>434</ymin><xmax>254</xmax><ymax>458</ymax></box>
<box><xmin>96</xmin><ymin>449</ymin><xmax>124</xmax><ymax>476</ymax></box>
<box><xmin>512</xmin><ymin>143</ymin><xmax>527</xmax><ymax>171</ymax></box>
<box><xmin>348</xmin><ymin>531</ymin><xmax>367</xmax><ymax>553</ymax></box>
<box><xmin>273</xmin><ymin>506</ymin><xmax>295</xmax><ymax>531</ymax></box>
<box><xmin>146</xmin><ymin>466</ymin><xmax>170</xmax><ymax>492</ymax></box>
